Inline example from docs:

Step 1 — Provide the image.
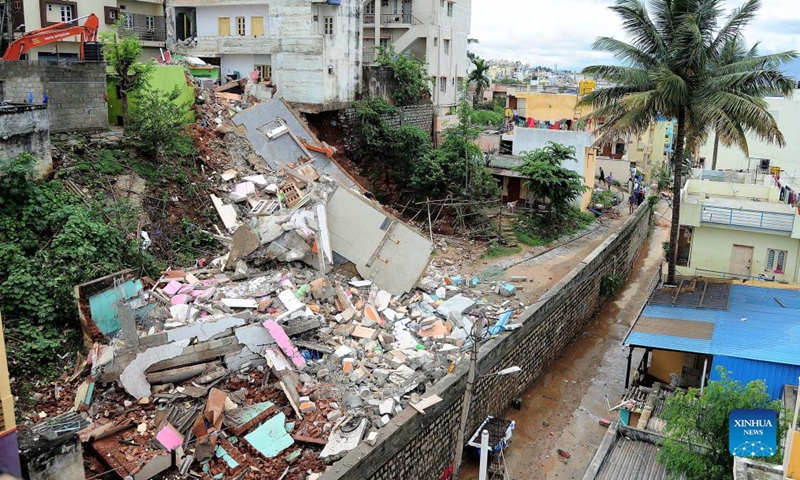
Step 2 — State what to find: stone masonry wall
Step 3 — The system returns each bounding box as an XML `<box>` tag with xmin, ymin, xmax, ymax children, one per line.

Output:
<box><xmin>0</xmin><ymin>104</ymin><xmax>52</xmax><ymax>177</ymax></box>
<box><xmin>0</xmin><ymin>62</ymin><xmax>107</xmax><ymax>133</ymax></box>
<box><xmin>321</xmin><ymin>203</ymin><xmax>653</xmax><ymax>480</ymax></box>
<box><xmin>339</xmin><ymin>103</ymin><xmax>435</xmax><ymax>153</ymax></box>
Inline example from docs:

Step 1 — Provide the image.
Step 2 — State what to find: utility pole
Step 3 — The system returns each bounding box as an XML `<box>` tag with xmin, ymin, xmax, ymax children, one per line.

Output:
<box><xmin>452</xmin><ymin>312</ymin><xmax>484</xmax><ymax>480</ymax></box>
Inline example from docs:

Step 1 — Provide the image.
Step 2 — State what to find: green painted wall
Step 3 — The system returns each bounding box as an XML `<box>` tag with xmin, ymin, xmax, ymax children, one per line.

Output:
<box><xmin>107</xmin><ymin>65</ymin><xmax>195</xmax><ymax>126</ymax></box>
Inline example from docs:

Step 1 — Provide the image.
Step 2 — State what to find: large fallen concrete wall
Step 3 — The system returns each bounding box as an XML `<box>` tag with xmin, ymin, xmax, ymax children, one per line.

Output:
<box><xmin>0</xmin><ymin>62</ymin><xmax>107</xmax><ymax>132</ymax></box>
<box><xmin>321</xmin><ymin>203</ymin><xmax>653</xmax><ymax>480</ymax></box>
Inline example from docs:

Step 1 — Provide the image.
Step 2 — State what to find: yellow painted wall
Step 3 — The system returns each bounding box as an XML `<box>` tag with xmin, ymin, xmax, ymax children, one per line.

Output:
<box><xmin>581</xmin><ymin>147</ymin><xmax>597</xmax><ymax>210</ymax></box>
<box><xmin>688</xmin><ymin>225</ymin><xmax>800</xmax><ymax>282</ymax></box>
<box><xmin>0</xmin><ymin>314</ymin><xmax>16</xmax><ymax>433</ymax></box>
<box><xmin>788</xmin><ymin>430</ymin><xmax>800</xmax><ymax>479</ymax></box>
<box><xmin>649</xmin><ymin>349</ymin><xmax>686</xmax><ymax>384</ymax></box>
<box><xmin>513</xmin><ymin>92</ymin><xmax>578</xmax><ymax>121</ymax></box>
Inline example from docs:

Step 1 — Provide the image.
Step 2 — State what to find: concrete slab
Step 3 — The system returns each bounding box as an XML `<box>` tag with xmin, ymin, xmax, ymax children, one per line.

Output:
<box><xmin>119</xmin><ymin>340</ymin><xmax>191</xmax><ymax>399</ymax></box>
<box><xmin>320</xmin><ymin>418</ymin><xmax>368</xmax><ymax>460</ymax></box>
<box><xmin>436</xmin><ymin>294</ymin><xmax>476</xmax><ymax>319</ymax></box>
<box><xmin>165</xmin><ymin>316</ymin><xmax>247</xmax><ymax>343</ymax></box>
<box><xmin>232</xmin><ymin>100</ymin><xmax>357</xmax><ymax>189</ymax></box>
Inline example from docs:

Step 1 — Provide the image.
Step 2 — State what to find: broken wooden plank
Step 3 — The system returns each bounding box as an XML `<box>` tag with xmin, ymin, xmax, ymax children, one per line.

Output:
<box><xmin>146</xmin><ymin>361</ymin><xmax>217</xmax><ymax>385</ymax></box>
<box><xmin>291</xmin><ymin>434</ymin><xmax>327</xmax><ymax>445</ymax></box>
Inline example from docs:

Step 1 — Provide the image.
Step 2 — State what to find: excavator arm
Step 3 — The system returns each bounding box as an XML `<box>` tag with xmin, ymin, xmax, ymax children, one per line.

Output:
<box><xmin>2</xmin><ymin>14</ymin><xmax>100</xmax><ymax>61</ymax></box>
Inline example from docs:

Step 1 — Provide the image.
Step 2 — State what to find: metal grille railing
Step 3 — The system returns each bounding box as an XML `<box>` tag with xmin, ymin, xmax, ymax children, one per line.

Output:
<box><xmin>701</xmin><ymin>205</ymin><xmax>795</xmax><ymax>233</ymax></box>
<box><xmin>119</xmin><ymin>13</ymin><xmax>166</xmax><ymax>42</ymax></box>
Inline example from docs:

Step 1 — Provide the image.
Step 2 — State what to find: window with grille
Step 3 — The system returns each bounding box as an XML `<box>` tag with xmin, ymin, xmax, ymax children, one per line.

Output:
<box><xmin>767</xmin><ymin>249</ymin><xmax>787</xmax><ymax>273</ymax></box>
<box><xmin>124</xmin><ymin>14</ymin><xmax>134</xmax><ymax>29</ymax></box>
<box><xmin>146</xmin><ymin>16</ymin><xmax>155</xmax><ymax>30</ymax></box>
<box><xmin>365</xmin><ymin>1</ymin><xmax>374</xmax><ymax>14</ymax></box>
<box><xmin>61</xmin><ymin>4</ymin><xmax>73</xmax><ymax>22</ymax></box>
<box><xmin>255</xmin><ymin>64</ymin><xmax>271</xmax><ymax>82</ymax></box>
<box><xmin>440</xmin><ymin>77</ymin><xmax>447</xmax><ymax>93</ymax></box>
<box><xmin>444</xmin><ymin>39</ymin><xmax>450</xmax><ymax>54</ymax></box>
<box><xmin>447</xmin><ymin>2</ymin><xmax>453</xmax><ymax>16</ymax></box>
<box><xmin>236</xmin><ymin>17</ymin><xmax>245</xmax><ymax>36</ymax></box>
<box><xmin>324</xmin><ymin>16</ymin><xmax>333</xmax><ymax>35</ymax></box>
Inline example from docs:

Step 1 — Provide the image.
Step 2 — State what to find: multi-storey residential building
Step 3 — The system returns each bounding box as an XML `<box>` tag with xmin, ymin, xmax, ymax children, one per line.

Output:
<box><xmin>13</xmin><ymin>0</ymin><xmax>166</xmax><ymax>60</ymax></box>
<box><xmin>627</xmin><ymin>116</ymin><xmax>676</xmax><ymax>179</ymax></box>
<box><xmin>363</xmin><ymin>0</ymin><xmax>471</xmax><ymax>113</ymax></box>
<box><xmin>169</xmin><ymin>0</ymin><xmax>362</xmax><ymax>113</ymax></box>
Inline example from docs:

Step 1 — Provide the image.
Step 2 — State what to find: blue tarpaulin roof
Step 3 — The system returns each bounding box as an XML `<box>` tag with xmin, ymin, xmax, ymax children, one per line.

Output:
<box><xmin>625</xmin><ymin>284</ymin><xmax>800</xmax><ymax>366</ymax></box>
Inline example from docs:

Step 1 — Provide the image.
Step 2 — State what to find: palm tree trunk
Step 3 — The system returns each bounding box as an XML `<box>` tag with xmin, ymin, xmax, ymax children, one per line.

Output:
<box><xmin>711</xmin><ymin>129</ymin><xmax>719</xmax><ymax>170</ymax></box>
<box><xmin>667</xmin><ymin>109</ymin><xmax>686</xmax><ymax>285</ymax></box>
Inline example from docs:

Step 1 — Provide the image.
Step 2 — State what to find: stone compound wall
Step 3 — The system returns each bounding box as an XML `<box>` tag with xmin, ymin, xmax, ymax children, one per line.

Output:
<box><xmin>0</xmin><ymin>62</ymin><xmax>107</xmax><ymax>133</ymax></box>
<box><xmin>0</xmin><ymin>104</ymin><xmax>52</xmax><ymax>177</ymax></box>
<box><xmin>339</xmin><ymin>103</ymin><xmax>435</xmax><ymax>152</ymax></box>
<box><xmin>20</xmin><ymin>434</ymin><xmax>84</xmax><ymax>480</ymax></box>
<box><xmin>321</xmin><ymin>203</ymin><xmax>653</xmax><ymax>480</ymax></box>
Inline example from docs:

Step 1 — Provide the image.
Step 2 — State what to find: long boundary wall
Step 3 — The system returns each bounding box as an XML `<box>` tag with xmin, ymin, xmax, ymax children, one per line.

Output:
<box><xmin>321</xmin><ymin>203</ymin><xmax>653</xmax><ymax>480</ymax></box>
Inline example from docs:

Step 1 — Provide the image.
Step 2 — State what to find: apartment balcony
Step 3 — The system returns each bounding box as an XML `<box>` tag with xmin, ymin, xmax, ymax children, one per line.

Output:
<box><xmin>119</xmin><ymin>14</ymin><xmax>166</xmax><ymax>45</ymax></box>
<box><xmin>363</xmin><ymin>13</ymin><xmax>422</xmax><ymax>27</ymax></box>
<box><xmin>183</xmin><ymin>35</ymin><xmax>277</xmax><ymax>56</ymax></box>
<box><xmin>700</xmin><ymin>205</ymin><xmax>795</xmax><ymax>233</ymax></box>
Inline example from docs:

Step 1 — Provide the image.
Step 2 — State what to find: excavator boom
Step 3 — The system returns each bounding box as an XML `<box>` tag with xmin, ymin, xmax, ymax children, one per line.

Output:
<box><xmin>2</xmin><ymin>14</ymin><xmax>100</xmax><ymax>61</ymax></box>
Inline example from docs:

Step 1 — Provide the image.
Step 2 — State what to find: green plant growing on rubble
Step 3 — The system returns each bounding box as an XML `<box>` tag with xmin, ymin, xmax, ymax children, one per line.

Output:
<box><xmin>0</xmin><ymin>154</ymin><xmax>159</xmax><ymax>377</ymax></box>
<box><xmin>658</xmin><ymin>368</ymin><xmax>788</xmax><ymax>480</ymax></box>
<box><xmin>599</xmin><ymin>274</ymin><xmax>622</xmax><ymax>299</ymax></box>
<box><xmin>125</xmin><ymin>87</ymin><xmax>195</xmax><ymax>157</ymax></box>
<box><xmin>100</xmin><ymin>19</ymin><xmax>154</xmax><ymax>119</ymax></box>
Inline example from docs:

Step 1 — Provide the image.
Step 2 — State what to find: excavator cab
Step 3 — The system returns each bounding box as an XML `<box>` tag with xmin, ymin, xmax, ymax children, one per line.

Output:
<box><xmin>2</xmin><ymin>14</ymin><xmax>101</xmax><ymax>61</ymax></box>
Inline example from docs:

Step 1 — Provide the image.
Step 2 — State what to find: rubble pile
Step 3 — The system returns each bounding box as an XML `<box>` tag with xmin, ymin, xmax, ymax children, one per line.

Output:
<box><xmin>20</xmin><ymin>94</ymin><xmax>530</xmax><ymax>480</ymax></box>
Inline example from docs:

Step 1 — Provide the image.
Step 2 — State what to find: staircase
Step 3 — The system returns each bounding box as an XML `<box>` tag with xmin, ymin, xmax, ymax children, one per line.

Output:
<box><xmin>498</xmin><ymin>214</ymin><xmax>518</xmax><ymax>247</ymax></box>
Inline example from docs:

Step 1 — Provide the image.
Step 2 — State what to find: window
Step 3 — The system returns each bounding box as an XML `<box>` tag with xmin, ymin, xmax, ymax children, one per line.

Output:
<box><xmin>110</xmin><ymin>10</ymin><xmax>117</xmax><ymax>19</ymax></box>
<box><xmin>124</xmin><ymin>13</ymin><xmax>134</xmax><ymax>29</ymax></box>
<box><xmin>379</xmin><ymin>38</ymin><xmax>389</xmax><ymax>48</ymax></box>
<box><xmin>251</xmin><ymin>16</ymin><xmax>264</xmax><ymax>36</ymax></box>
<box><xmin>218</xmin><ymin>17</ymin><xmax>231</xmax><ymax>36</ymax></box>
<box><xmin>444</xmin><ymin>39</ymin><xmax>450</xmax><ymax>54</ymax></box>
<box><xmin>145</xmin><ymin>15</ymin><xmax>155</xmax><ymax>30</ymax></box>
<box><xmin>440</xmin><ymin>0</ymin><xmax>445</xmax><ymax>6</ymax></box>
<box><xmin>767</xmin><ymin>249</ymin><xmax>787</xmax><ymax>273</ymax></box>
<box><xmin>47</xmin><ymin>4</ymin><xmax>52</xmax><ymax>12</ymax></box>
<box><xmin>324</xmin><ymin>16</ymin><xmax>333</xmax><ymax>35</ymax></box>
<box><xmin>61</xmin><ymin>4</ymin><xmax>73</xmax><ymax>22</ymax></box>
<box><xmin>236</xmin><ymin>16</ymin><xmax>245</xmax><ymax>36</ymax></box>
<box><xmin>433</xmin><ymin>37</ymin><xmax>438</xmax><ymax>47</ymax></box>
<box><xmin>382</xmin><ymin>0</ymin><xmax>389</xmax><ymax>6</ymax></box>
<box><xmin>447</xmin><ymin>2</ymin><xmax>453</xmax><ymax>16</ymax></box>
<box><xmin>615</xmin><ymin>142</ymin><xmax>625</xmax><ymax>155</ymax></box>
<box><xmin>365</xmin><ymin>1</ymin><xmax>374</xmax><ymax>14</ymax></box>
<box><xmin>255</xmin><ymin>64</ymin><xmax>271</xmax><ymax>82</ymax></box>
<box><xmin>439</xmin><ymin>77</ymin><xmax>447</xmax><ymax>93</ymax></box>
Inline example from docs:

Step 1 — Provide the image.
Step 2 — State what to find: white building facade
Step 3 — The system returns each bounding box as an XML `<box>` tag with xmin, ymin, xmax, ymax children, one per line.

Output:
<box><xmin>363</xmin><ymin>0</ymin><xmax>471</xmax><ymax>113</ymax></box>
<box><xmin>169</xmin><ymin>0</ymin><xmax>363</xmax><ymax>112</ymax></box>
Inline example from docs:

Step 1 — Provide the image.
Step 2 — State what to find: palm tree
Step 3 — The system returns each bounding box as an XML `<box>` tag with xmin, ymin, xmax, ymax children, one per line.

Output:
<box><xmin>579</xmin><ymin>0</ymin><xmax>795</xmax><ymax>285</ymax></box>
<box><xmin>467</xmin><ymin>38</ymin><xmax>479</xmax><ymax>61</ymax></box>
<box><xmin>468</xmin><ymin>57</ymin><xmax>491</xmax><ymax>105</ymax></box>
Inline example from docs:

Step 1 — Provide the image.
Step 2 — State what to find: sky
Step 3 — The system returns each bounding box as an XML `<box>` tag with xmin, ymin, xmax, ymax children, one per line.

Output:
<box><xmin>469</xmin><ymin>0</ymin><xmax>800</xmax><ymax>78</ymax></box>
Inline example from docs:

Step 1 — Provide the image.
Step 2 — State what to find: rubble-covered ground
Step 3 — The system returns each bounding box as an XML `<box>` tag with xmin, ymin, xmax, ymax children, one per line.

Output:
<box><xmin>18</xmin><ymin>78</ymin><xmax>564</xmax><ymax>480</ymax></box>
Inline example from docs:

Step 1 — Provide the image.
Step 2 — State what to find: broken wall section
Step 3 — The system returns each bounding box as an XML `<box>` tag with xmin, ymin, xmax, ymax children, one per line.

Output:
<box><xmin>320</xmin><ymin>204</ymin><xmax>653</xmax><ymax>480</ymax></box>
<box><xmin>0</xmin><ymin>62</ymin><xmax>107</xmax><ymax>133</ymax></box>
<box><xmin>0</xmin><ymin>103</ymin><xmax>52</xmax><ymax>177</ymax></box>
<box><xmin>339</xmin><ymin>103</ymin><xmax>435</xmax><ymax>154</ymax></box>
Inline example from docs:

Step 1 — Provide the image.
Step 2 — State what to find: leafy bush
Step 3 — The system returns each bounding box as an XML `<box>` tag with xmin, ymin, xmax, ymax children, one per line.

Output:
<box><xmin>515</xmin><ymin>207</ymin><xmax>594</xmax><ymax>246</ymax></box>
<box><xmin>376</xmin><ymin>45</ymin><xmax>431</xmax><ymax>106</ymax></box>
<box><xmin>514</xmin><ymin>142</ymin><xmax>589</xmax><ymax>214</ymax></box>
<box><xmin>470</xmin><ymin>103</ymin><xmax>504</xmax><ymax>126</ymax></box>
<box><xmin>0</xmin><ymin>154</ymin><xmax>159</xmax><ymax>376</ymax></box>
<box><xmin>125</xmin><ymin>87</ymin><xmax>195</xmax><ymax>156</ymax></box>
<box><xmin>600</xmin><ymin>274</ymin><xmax>622</xmax><ymax>299</ymax></box>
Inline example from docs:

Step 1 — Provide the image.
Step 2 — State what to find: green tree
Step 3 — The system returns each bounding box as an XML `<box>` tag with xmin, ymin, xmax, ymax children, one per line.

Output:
<box><xmin>468</xmin><ymin>57</ymin><xmax>491</xmax><ymax>106</ymax></box>
<box><xmin>376</xmin><ymin>45</ymin><xmax>431</xmax><ymax>106</ymax></box>
<box><xmin>125</xmin><ymin>87</ymin><xmax>194</xmax><ymax>156</ymax></box>
<box><xmin>579</xmin><ymin>0</ymin><xmax>795</xmax><ymax>284</ymax></box>
<box><xmin>100</xmin><ymin>18</ymin><xmax>154</xmax><ymax>118</ymax></box>
<box><xmin>658</xmin><ymin>368</ymin><xmax>788</xmax><ymax>480</ymax></box>
<box><xmin>513</xmin><ymin>142</ymin><xmax>588</xmax><ymax>214</ymax></box>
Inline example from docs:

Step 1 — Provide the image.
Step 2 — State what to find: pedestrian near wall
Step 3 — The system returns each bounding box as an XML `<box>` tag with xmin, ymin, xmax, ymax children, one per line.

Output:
<box><xmin>629</xmin><ymin>192</ymin><xmax>636</xmax><ymax>214</ymax></box>
<box><xmin>599</xmin><ymin>167</ymin><xmax>605</xmax><ymax>185</ymax></box>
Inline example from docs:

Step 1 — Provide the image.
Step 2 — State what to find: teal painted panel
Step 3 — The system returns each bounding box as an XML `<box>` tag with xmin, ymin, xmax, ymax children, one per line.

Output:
<box><xmin>88</xmin><ymin>280</ymin><xmax>143</xmax><ymax>335</ymax></box>
<box><xmin>245</xmin><ymin>412</ymin><xmax>294</xmax><ymax>458</ymax></box>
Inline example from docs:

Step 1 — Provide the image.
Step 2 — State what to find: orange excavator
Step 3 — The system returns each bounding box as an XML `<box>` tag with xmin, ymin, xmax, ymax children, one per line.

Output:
<box><xmin>2</xmin><ymin>14</ymin><xmax>100</xmax><ymax>61</ymax></box>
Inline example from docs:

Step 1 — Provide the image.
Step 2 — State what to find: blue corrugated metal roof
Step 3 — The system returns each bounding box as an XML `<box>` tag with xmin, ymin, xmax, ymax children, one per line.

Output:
<box><xmin>710</xmin><ymin>355</ymin><xmax>800</xmax><ymax>399</ymax></box>
<box><xmin>625</xmin><ymin>332</ymin><xmax>712</xmax><ymax>354</ymax></box>
<box><xmin>627</xmin><ymin>284</ymin><xmax>800</xmax><ymax>366</ymax></box>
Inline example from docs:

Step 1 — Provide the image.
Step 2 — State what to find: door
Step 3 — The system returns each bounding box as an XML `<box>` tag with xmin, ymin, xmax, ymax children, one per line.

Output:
<box><xmin>402</xmin><ymin>0</ymin><xmax>412</xmax><ymax>23</ymax></box>
<box><xmin>507</xmin><ymin>177</ymin><xmax>521</xmax><ymax>202</ymax></box>
<box><xmin>729</xmin><ymin>245</ymin><xmax>754</xmax><ymax>277</ymax></box>
<box><xmin>251</xmin><ymin>16</ymin><xmax>264</xmax><ymax>36</ymax></box>
<box><xmin>218</xmin><ymin>17</ymin><xmax>231</xmax><ymax>36</ymax></box>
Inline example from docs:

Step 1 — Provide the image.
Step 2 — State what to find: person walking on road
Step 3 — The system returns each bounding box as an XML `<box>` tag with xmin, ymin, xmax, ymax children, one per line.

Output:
<box><xmin>606</xmin><ymin>172</ymin><xmax>614</xmax><ymax>190</ymax></box>
<box><xmin>599</xmin><ymin>167</ymin><xmax>606</xmax><ymax>186</ymax></box>
<box><xmin>629</xmin><ymin>192</ymin><xmax>636</xmax><ymax>214</ymax></box>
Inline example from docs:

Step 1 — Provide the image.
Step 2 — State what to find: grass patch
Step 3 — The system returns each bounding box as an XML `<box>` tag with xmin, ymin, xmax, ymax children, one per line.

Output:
<box><xmin>484</xmin><ymin>245</ymin><xmax>522</xmax><ymax>258</ymax></box>
<box><xmin>514</xmin><ymin>206</ymin><xmax>595</xmax><ymax>246</ymax></box>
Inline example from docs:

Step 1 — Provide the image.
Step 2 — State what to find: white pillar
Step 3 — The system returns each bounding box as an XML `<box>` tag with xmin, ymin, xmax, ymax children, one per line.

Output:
<box><xmin>479</xmin><ymin>429</ymin><xmax>489</xmax><ymax>480</ymax></box>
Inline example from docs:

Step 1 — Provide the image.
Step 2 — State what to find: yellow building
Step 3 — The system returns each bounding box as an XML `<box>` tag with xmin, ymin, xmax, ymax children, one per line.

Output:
<box><xmin>507</xmin><ymin>89</ymin><xmax>579</xmax><ymax>121</ymax></box>
<box><xmin>677</xmin><ymin>178</ymin><xmax>800</xmax><ymax>282</ymax></box>
<box><xmin>627</xmin><ymin>118</ymin><xmax>676</xmax><ymax>181</ymax></box>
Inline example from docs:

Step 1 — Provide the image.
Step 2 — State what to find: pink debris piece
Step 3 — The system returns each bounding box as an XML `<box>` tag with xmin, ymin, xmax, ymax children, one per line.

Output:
<box><xmin>163</xmin><ymin>280</ymin><xmax>183</xmax><ymax>296</ymax></box>
<box><xmin>155</xmin><ymin>424</ymin><xmax>184</xmax><ymax>452</ymax></box>
<box><xmin>263</xmin><ymin>320</ymin><xmax>306</xmax><ymax>368</ymax></box>
<box><xmin>170</xmin><ymin>294</ymin><xmax>191</xmax><ymax>306</ymax></box>
<box><xmin>178</xmin><ymin>283</ymin><xmax>195</xmax><ymax>295</ymax></box>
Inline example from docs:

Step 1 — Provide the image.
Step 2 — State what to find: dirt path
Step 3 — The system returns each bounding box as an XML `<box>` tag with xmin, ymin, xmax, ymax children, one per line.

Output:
<box><xmin>458</xmin><ymin>202</ymin><xmax>671</xmax><ymax>480</ymax></box>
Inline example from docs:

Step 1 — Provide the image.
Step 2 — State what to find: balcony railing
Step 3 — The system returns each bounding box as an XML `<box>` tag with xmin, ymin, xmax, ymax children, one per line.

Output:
<box><xmin>119</xmin><ymin>14</ymin><xmax>166</xmax><ymax>43</ymax></box>
<box><xmin>701</xmin><ymin>205</ymin><xmax>795</xmax><ymax>233</ymax></box>
<box><xmin>364</xmin><ymin>13</ymin><xmax>422</xmax><ymax>25</ymax></box>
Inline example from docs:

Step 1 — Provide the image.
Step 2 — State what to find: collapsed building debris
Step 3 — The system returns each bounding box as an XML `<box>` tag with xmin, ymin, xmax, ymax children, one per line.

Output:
<box><xmin>19</xmin><ymin>91</ymin><xmax>532</xmax><ymax>480</ymax></box>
